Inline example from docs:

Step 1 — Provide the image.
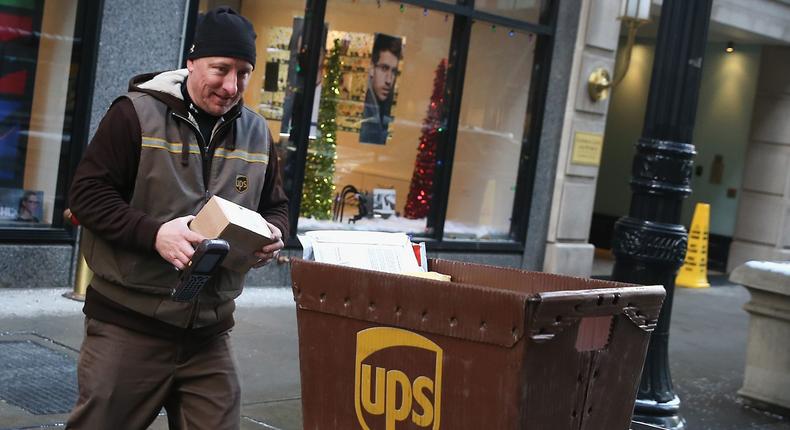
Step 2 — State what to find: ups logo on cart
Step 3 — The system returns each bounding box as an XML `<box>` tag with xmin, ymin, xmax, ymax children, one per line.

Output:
<box><xmin>355</xmin><ymin>327</ymin><xmax>443</xmax><ymax>430</ymax></box>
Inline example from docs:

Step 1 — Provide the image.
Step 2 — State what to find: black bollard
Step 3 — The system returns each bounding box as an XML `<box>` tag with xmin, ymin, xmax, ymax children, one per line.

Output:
<box><xmin>610</xmin><ymin>0</ymin><xmax>713</xmax><ymax>428</ymax></box>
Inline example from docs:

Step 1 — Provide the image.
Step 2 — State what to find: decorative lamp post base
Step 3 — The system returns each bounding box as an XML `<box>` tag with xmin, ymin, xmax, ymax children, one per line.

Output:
<box><xmin>633</xmin><ymin>396</ymin><xmax>686</xmax><ymax>429</ymax></box>
<box><xmin>632</xmin><ymin>414</ymin><xmax>686</xmax><ymax>430</ymax></box>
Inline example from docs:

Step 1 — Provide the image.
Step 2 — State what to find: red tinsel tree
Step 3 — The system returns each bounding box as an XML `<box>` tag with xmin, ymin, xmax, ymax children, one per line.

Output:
<box><xmin>404</xmin><ymin>59</ymin><xmax>447</xmax><ymax>219</ymax></box>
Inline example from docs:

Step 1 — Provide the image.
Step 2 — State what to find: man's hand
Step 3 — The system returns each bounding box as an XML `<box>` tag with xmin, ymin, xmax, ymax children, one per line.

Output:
<box><xmin>155</xmin><ymin>215</ymin><xmax>207</xmax><ymax>270</ymax></box>
<box><xmin>252</xmin><ymin>221</ymin><xmax>284</xmax><ymax>268</ymax></box>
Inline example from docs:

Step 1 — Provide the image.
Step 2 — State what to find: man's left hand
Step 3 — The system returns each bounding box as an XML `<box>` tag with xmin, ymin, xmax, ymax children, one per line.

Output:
<box><xmin>252</xmin><ymin>221</ymin><xmax>284</xmax><ymax>268</ymax></box>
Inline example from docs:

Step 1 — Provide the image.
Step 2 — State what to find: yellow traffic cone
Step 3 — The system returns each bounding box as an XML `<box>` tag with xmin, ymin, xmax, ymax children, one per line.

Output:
<box><xmin>676</xmin><ymin>203</ymin><xmax>710</xmax><ymax>288</ymax></box>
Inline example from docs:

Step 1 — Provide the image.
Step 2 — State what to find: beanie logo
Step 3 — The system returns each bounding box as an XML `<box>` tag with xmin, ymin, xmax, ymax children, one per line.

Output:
<box><xmin>189</xmin><ymin>44</ymin><xmax>195</xmax><ymax>53</ymax></box>
<box><xmin>235</xmin><ymin>174</ymin><xmax>248</xmax><ymax>193</ymax></box>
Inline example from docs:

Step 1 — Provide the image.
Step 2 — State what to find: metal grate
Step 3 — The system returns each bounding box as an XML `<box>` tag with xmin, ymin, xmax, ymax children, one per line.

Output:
<box><xmin>0</xmin><ymin>340</ymin><xmax>77</xmax><ymax>415</ymax></box>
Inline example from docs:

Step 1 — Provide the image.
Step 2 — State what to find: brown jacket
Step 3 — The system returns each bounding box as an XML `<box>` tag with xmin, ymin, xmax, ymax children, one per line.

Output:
<box><xmin>70</xmin><ymin>69</ymin><xmax>289</xmax><ymax>336</ymax></box>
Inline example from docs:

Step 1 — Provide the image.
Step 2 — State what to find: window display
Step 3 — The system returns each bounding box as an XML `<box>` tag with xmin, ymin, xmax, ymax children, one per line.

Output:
<box><xmin>259</xmin><ymin>25</ymin><xmax>404</xmax><ymax>143</ymax></box>
<box><xmin>0</xmin><ymin>0</ymin><xmax>80</xmax><ymax>227</ymax></box>
<box><xmin>295</xmin><ymin>0</ymin><xmax>453</xmax><ymax>235</ymax></box>
<box><xmin>403</xmin><ymin>59</ymin><xmax>446</xmax><ymax>220</ymax></box>
<box><xmin>199</xmin><ymin>0</ymin><xmax>546</xmax><ymax>244</ymax></box>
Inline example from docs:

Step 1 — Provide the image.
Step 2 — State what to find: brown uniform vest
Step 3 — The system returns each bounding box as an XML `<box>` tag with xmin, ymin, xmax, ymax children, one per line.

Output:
<box><xmin>82</xmin><ymin>90</ymin><xmax>272</xmax><ymax>329</ymax></box>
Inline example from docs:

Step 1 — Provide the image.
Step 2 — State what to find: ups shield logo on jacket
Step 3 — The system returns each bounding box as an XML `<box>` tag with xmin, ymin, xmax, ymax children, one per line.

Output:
<box><xmin>355</xmin><ymin>327</ymin><xmax>443</xmax><ymax>430</ymax></box>
<box><xmin>235</xmin><ymin>174</ymin><xmax>248</xmax><ymax>193</ymax></box>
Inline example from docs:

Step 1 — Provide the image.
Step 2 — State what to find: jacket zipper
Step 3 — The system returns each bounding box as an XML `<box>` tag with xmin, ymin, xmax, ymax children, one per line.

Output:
<box><xmin>171</xmin><ymin>110</ymin><xmax>239</xmax><ymax>329</ymax></box>
<box><xmin>172</xmin><ymin>111</ymin><xmax>239</xmax><ymax>201</ymax></box>
<box><xmin>204</xmin><ymin>114</ymin><xmax>238</xmax><ymax>194</ymax></box>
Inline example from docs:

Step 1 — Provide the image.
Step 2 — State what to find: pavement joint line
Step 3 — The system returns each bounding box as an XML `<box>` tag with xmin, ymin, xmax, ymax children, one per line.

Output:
<box><xmin>241</xmin><ymin>416</ymin><xmax>284</xmax><ymax>429</ymax></box>
<box><xmin>0</xmin><ymin>331</ymin><xmax>80</xmax><ymax>353</ymax></box>
<box><xmin>243</xmin><ymin>396</ymin><xmax>302</xmax><ymax>407</ymax></box>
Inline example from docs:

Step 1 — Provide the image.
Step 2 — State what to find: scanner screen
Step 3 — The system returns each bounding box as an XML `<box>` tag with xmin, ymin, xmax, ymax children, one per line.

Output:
<box><xmin>194</xmin><ymin>253</ymin><xmax>222</xmax><ymax>273</ymax></box>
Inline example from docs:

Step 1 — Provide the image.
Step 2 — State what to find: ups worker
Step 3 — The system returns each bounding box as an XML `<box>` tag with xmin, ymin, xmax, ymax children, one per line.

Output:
<box><xmin>66</xmin><ymin>7</ymin><xmax>288</xmax><ymax>429</ymax></box>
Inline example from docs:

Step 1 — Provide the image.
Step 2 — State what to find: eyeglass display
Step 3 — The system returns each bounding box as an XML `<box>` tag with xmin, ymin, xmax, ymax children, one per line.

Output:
<box><xmin>202</xmin><ymin>0</ymin><xmax>542</xmax><ymax>243</ymax></box>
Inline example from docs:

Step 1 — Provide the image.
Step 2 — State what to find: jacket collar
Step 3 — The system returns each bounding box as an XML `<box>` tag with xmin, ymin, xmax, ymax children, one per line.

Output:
<box><xmin>129</xmin><ymin>69</ymin><xmax>243</xmax><ymax>119</ymax></box>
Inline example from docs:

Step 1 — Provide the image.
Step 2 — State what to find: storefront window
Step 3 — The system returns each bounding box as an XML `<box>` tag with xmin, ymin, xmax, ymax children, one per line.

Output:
<box><xmin>196</xmin><ymin>1</ymin><xmax>546</xmax><ymax>244</ymax></box>
<box><xmin>294</xmin><ymin>0</ymin><xmax>453</xmax><ymax>235</ymax></box>
<box><xmin>0</xmin><ymin>0</ymin><xmax>80</xmax><ymax>228</ymax></box>
<box><xmin>443</xmin><ymin>22</ymin><xmax>536</xmax><ymax>241</ymax></box>
<box><xmin>474</xmin><ymin>0</ymin><xmax>542</xmax><ymax>22</ymax></box>
<box><xmin>203</xmin><ymin>0</ymin><xmax>453</xmax><ymax>235</ymax></box>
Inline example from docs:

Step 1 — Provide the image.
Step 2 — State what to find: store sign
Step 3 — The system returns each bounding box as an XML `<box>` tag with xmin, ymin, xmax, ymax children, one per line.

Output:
<box><xmin>571</xmin><ymin>131</ymin><xmax>603</xmax><ymax>166</ymax></box>
<box><xmin>355</xmin><ymin>327</ymin><xmax>443</xmax><ymax>430</ymax></box>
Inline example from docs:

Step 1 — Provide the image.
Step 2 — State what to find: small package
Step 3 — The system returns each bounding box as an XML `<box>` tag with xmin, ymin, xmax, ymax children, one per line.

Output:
<box><xmin>190</xmin><ymin>195</ymin><xmax>275</xmax><ymax>273</ymax></box>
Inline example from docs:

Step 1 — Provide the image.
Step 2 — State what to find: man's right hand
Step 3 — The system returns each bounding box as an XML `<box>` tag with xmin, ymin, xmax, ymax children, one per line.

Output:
<box><xmin>154</xmin><ymin>215</ymin><xmax>206</xmax><ymax>270</ymax></box>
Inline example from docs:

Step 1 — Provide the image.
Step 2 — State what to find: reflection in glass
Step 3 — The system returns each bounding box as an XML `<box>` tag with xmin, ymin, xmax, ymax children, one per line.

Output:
<box><xmin>0</xmin><ymin>0</ymin><xmax>80</xmax><ymax>227</ymax></box>
<box><xmin>443</xmin><ymin>23</ymin><xmax>537</xmax><ymax>241</ymax></box>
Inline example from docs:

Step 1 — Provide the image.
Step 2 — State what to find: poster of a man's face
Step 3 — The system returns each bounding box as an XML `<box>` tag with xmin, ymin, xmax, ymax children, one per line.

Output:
<box><xmin>0</xmin><ymin>188</ymin><xmax>43</xmax><ymax>224</ymax></box>
<box><xmin>359</xmin><ymin>33</ymin><xmax>403</xmax><ymax>145</ymax></box>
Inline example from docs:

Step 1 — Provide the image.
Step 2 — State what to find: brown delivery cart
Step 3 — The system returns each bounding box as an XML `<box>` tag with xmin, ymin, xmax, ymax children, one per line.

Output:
<box><xmin>290</xmin><ymin>258</ymin><xmax>665</xmax><ymax>430</ymax></box>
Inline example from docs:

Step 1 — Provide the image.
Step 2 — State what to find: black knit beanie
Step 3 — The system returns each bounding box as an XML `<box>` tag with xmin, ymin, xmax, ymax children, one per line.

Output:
<box><xmin>188</xmin><ymin>7</ymin><xmax>257</xmax><ymax>67</ymax></box>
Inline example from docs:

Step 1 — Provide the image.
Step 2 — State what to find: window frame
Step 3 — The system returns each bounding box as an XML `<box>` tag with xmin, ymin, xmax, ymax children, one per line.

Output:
<box><xmin>0</xmin><ymin>0</ymin><xmax>104</xmax><ymax>244</ymax></box>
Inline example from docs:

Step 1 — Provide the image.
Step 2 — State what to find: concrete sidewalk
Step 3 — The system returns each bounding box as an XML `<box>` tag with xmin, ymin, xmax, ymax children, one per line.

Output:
<box><xmin>0</xmin><ymin>288</ymin><xmax>302</xmax><ymax>430</ymax></box>
<box><xmin>1</xmin><ymin>278</ymin><xmax>789</xmax><ymax>429</ymax></box>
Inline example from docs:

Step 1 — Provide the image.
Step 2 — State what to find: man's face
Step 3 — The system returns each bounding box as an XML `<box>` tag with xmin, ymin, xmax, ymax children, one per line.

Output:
<box><xmin>186</xmin><ymin>57</ymin><xmax>253</xmax><ymax>116</ymax></box>
<box><xmin>370</xmin><ymin>50</ymin><xmax>399</xmax><ymax>102</ymax></box>
<box><xmin>22</xmin><ymin>195</ymin><xmax>39</xmax><ymax>212</ymax></box>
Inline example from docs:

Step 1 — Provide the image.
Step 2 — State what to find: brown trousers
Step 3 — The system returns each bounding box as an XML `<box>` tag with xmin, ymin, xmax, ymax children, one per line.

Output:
<box><xmin>66</xmin><ymin>318</ymin><xmax>241</xmax><ymax>430</ymax></box>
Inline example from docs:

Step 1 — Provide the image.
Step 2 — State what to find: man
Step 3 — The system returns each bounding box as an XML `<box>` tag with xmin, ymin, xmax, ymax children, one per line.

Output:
<box><xmin>66</xmin><ymin>7</ymin><xmax>288</xmax><ymax>429</ymax></box>
<box><xmin>15</xmin><ymin>191</ymin><xmax>40</xmax><ymax>222</ymax></box>
<box><xmin>359</xmin><ymin>33</ymin><xmax>402</xmax><ymax>145</ymax></box>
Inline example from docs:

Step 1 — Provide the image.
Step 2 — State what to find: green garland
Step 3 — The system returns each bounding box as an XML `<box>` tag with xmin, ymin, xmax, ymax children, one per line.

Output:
<box><xmin>301</xmin><ymin>39</ymin><xmax>342</xmax><ymax>220</ymax></box>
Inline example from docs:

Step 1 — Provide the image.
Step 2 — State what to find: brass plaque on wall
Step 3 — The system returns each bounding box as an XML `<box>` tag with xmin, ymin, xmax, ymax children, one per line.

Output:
<box><xmin>571</xmin><ymin>132</ymin><xmax>603</xmax><ymax>166</ymax></box>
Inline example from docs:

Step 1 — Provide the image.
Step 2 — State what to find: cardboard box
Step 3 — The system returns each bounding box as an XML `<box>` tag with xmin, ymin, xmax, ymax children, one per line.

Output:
<box><xmin>291</xmin><ymin>258</ymin><xmax>666</xmax><ymax>430</ymax></box>
<box><xmin>190</xmin><ymin>195</ymin><xmax>274</xmax><ymax>272</ymax></box>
